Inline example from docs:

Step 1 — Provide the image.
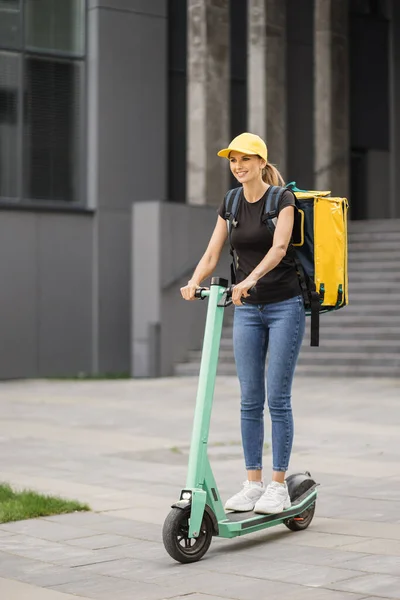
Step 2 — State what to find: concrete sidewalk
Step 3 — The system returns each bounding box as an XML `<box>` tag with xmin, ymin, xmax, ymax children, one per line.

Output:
<box><xmin>0</xmin><ymin>376</ymin><xmax>399</xmax><ymax>599</ymax></box>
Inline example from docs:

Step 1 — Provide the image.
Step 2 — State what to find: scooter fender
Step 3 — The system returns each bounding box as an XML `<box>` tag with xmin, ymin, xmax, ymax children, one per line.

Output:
<box><xmin>171</xmin><ymin>497</ymin><xmax>219</xmax><ymax>537</ymax></box>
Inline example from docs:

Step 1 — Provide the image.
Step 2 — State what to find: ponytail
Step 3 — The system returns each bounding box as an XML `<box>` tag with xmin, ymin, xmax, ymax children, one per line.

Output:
<box><xmin>262</xmin><ymin>162</ymin><xmax>285</xmax><ymax>187</ymax></box>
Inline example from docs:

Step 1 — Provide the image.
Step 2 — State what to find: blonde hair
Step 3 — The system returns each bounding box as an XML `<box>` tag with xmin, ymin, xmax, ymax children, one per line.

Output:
<box><xmin>262</xmin><ymin>162</ymin><xmax>285</xmax><ymax>186</ymax></box>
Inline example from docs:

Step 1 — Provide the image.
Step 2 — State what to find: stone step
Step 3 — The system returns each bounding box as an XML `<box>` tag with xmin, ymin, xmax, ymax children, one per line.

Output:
<box><xmin>175</xmin><ymin>362</ymin><xmax>400</xmax><ymax>378</ymax></box>
<box><xmin>328</xmin><ymin>304</ymin><xmax>399</xmax><ymax>315</ymax></box>
<box><xmin>348</xmin><ymin>261</ymin><xmax>399</xmax><ymax>271</ymax></box>
<box><xmin>348</xmin><ymin>219</ymin><xmax>400</xmax><ymax>233</ymax></box>
<box><xmin>346</xmin><ymin>281</ymin><xmax>400</xmax><ymax>291</ymax></box>
<box><xmin>294</xmin><ymin>364</ymin><xmax>400</xmax><ymax>377</ymax></box>
<box><xmin>339</xmin><ymin>293</ymin><xmax>400</xmax><ymax>302</ymax></box>
<box><xmin>348</xmin><ymin>232</ymin><xmax>400</xmax><ymax>242</ymax></box>
<box><xmin>221</xmin><ymin>316</ymin><xmax>400</xmax><ymax>338</ymax></box>
<box><xmin>219</xmin><ymin>327</ymin><xmax>400</xmax><ymax>346</ymax></box>
<box><xmin>349</xmin><ymin>241</ymin><xmax>400</xmax><ymax>252</ymax></box>
<box><xmin>188</xmin><ymin>347</ymin><xmax>400</xmax><ymax>364</ymax></box>
<box><xmin>349</xmin><ymin>251</ymin><xmax>400</xmax><ymax>262</ymax></box>
<box><xmin>218</xmin><ymin>338</ymin><xmax>400</xmax><ymax>352</ymax></box>
<box><xmin>296</xmin><ymin>352</ymin><xmax>400</xmax><ymax>368</ymax></box>
<box><xmin>348</xmin><ymin>271</ymin><xmax>400</xmax><ymax>281</ymax></box>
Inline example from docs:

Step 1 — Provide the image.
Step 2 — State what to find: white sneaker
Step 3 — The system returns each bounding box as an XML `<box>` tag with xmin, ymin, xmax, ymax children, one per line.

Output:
<box><xmin>224</xmin><ymin>481</ymin><xmax>265</xmax><ymax>512</ymax></box>
<box><xmin>254</xmin><ymin>481</ymin><xmax>291</xmax><ymax>514</ymax></box>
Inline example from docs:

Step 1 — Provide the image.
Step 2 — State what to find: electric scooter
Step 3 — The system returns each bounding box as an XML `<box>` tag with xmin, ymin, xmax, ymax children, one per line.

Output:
<box><xmin>162</xmin><ymin>277</ymin><xmax>318</xmax><ymax>563</ymax></box>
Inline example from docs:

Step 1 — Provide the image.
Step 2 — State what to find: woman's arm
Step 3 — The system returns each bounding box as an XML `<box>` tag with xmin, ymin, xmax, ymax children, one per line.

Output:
<box><xmin>181</xmin><ymin>216</ymin><xmax>228</xmax><ymax>300</ymax></box>
<box><xmin>231</xmin><ymin>205</ymin><xmax>295</xmax><ymax>305</ymax></box>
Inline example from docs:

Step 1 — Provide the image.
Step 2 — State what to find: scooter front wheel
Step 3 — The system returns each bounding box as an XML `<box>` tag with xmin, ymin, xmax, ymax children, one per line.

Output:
<box><xmin>162</xmin><ymin>506</ymin><xmax>213</xmax><ymax>563</ymax></box>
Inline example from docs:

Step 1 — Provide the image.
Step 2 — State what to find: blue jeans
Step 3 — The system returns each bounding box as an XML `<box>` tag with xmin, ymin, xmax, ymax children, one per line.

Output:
<box><xmin>233</xmin><ymin>295</ymin><xmax>305</xmax><ymax>472</ymax></box>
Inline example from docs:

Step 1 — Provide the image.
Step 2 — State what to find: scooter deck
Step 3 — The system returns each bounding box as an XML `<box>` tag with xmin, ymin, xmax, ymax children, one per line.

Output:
<box><xmin>216</xmin><ymin>486</ymin><xmax>317</xmax><ymax>537</ymax></box>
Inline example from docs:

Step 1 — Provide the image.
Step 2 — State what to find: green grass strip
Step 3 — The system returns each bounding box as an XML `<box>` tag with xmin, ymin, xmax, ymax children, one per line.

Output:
<box><xmin>0</xmin><ymin>483</ymin><xmax>90</xmax><ymax>524</ymax></box>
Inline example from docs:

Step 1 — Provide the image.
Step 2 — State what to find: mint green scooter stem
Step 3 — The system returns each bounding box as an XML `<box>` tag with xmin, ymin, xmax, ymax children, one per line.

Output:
<box><xmin>185</xmin><ymin>283</ymin><xmax>227</xmax><ymax>536</ymax></box>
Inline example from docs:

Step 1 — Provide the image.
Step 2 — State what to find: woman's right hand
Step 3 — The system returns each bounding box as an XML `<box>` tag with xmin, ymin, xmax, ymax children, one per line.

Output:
<box><xmin>180</xmin><ymin>280</ymin><xmax>200</xmax><ymax>301</ymax></box>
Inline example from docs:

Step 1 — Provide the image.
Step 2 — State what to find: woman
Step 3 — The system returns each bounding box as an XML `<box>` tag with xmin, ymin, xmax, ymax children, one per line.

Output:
<box><xmin>180</xmin><ymin>132</ymin><xmax>305</xmax><ymax>514</ymax></box>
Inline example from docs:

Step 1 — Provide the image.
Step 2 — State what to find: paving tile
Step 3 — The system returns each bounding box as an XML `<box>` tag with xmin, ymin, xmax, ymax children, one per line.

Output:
<box><xmin>243</xmin><ymin>542</ymin><xmax>368</xmax><ymax>568</ymax></box>
<box><xmin>14</xmin><ymin>565</ymin><xmax>91</xmax><ymax>588</ymax></box>
<box><xmin>312</xmin><ymin>518</ymin><xmax>400</xmax><ymax>541</ymax></box>
<box><xmin>0</xmin><ymin>553</ymin><xmax>53</xmax><ymax>581</ymax></box>
<box><xmin>0</xmin><ymin>577</ymin><xmax>92</xmax><ymax>599</ymax></box>
<box><xmin>76</xmin><ymin>556</ymin><xmax>205</xmax><ymax>586</ymax></box>
<box><xmin>0</xmin><ymin>530</ymin><xmax>17</xmax><ymax>538</ymax></box>
<box><xmin>339</xmin><ymin>554</ymin><xmax>400</xmax><ymax>576</ymax></box>
<box><xmin>51</xmin><ymin>575</ymin><xmax>180</xmax><ymax>600</ymax></box>
<box><xmin>81</xmin><ymin>517</ymin><xmax>162</xmax><ymax>542</ymax></box>
<box><xmin>337</xmin><ymin>539</ymin><xmax>400</xmax><ymax>557</ymax></box>
<box><xmin>278</xmin><ymin>531</ymin><xmax>367</xmax><ymax>549</ymax></box>
<box><xmin>329</xmin><ymin>573</ymin><xmax>400</xmax><ymax>598</ymax></box>
<box><xmin>65</xmin><ymin>533</ymin><xmax>140</xmax><ymax>550</ymax></box>
<box><xmin>0</xmin><ymin>518</ymin><xmax>99</xmax><ymax>542</ymax></box>
<box><xmin>0</xmin><ymin>533</ymin><xmax>103</xmax><ymax>564</ymax></box>
<box><xmin>42</xmin><ymin>512</ymin><xmax>118</xmax><ymax>527</ymax></box>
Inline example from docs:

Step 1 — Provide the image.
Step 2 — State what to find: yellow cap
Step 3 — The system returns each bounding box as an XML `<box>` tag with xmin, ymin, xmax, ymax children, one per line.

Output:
<box><xmin>217</xmin><ymin>132</ymin><xmax>268</xmax><ymax>162</ymax></box>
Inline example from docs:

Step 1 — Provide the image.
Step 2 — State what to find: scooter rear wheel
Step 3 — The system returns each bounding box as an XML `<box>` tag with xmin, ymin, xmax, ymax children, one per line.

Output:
<box><xmin>162</xmin><ymin>506</ymin><xmax>213</xmax><ymax>563</ymax></box>
<box><xmin>284</xmin><ymin>501</ymin><xmax>316</xmax><ymax>531</ymax></box>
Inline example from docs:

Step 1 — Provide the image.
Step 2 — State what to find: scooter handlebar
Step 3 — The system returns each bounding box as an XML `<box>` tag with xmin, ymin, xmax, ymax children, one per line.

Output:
<box><xmin>194</xmin><ymin>285</ymin><xmax>256</xmax><ymax>301</ymax></box>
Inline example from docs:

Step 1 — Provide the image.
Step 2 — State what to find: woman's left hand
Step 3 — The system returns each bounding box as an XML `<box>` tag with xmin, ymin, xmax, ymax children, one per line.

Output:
<box><xmin>231</xmin><ymin>278</ymin><xmax>257</xmax><ymax>306</ymax></box>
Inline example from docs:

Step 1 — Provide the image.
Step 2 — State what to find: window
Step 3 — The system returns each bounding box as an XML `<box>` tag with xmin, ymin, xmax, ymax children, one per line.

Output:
<box><xmin>0</xmin><ymin>51</ymin><xmax>19</xmax><ymax>199</ymax></box>
<box><xmin>0</xmin><ymin>0</ymin><xmax>86</xmax><ymax>206</ymax></box>
<box><xmin>0</xmin><ymin>0</ymin><xmax>22</xmax><ymax>49</ymax></box>
<box><xmin>25</xmin><ymin>0</ymin><xmax>85</xmax><ymax>56</ymax></box>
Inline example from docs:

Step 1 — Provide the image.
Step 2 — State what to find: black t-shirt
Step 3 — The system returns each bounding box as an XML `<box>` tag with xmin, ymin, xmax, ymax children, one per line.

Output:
<box><xmin>218</xmin><ymin>187</ymin><xmax>301</xmax><ymax>304</ymax></box>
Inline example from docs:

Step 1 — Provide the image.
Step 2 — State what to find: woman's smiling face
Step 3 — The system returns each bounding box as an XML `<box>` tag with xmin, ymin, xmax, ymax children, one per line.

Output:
<box><xmin>229</xmin><ymin>151</ymin><xmax>265</xmax><ymax>184</ymax></box>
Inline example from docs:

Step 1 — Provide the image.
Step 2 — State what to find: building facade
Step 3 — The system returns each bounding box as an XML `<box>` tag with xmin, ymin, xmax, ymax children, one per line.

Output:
<box><xmin>0</xmin><ymin>0</ymin><xmax>399</xmax><ymax>379</ymax></box>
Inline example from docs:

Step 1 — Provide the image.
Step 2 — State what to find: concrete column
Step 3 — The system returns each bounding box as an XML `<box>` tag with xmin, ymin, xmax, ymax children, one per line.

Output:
<box><xmin>266</xmin><ymin>0</ymin><xmax>287</xmax><ymax>176</ymax></box>
<box><xmin>314</xmin><ymin>0</ymin><xmax>349</xmax><ymax>196</ymax></box>
<box><xmin>248</xmin><ymin>0</ymin><xmax>287</xmax><ymax>176</ymax></box>
<box><xmin>248</xmin><ymin>0</ymin><xmax>267</xmax><ymax>140</ymax></box>
<box><xmin>187</xmin><ymin>0</ymin><xmax>229</xmax><ymax>206</ymax></box>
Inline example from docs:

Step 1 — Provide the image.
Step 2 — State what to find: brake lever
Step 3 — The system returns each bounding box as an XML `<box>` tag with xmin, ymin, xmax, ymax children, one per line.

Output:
<box><xmin>218</xmin><ymin>285</ymin><xmax>256</xmax><ymax>307</ymax></box>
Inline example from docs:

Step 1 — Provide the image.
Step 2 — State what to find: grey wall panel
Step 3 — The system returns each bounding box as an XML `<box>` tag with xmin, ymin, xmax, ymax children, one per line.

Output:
<box><xmin>132</xmin><ymin>202</ymin><xmax>161</xmax><ymax>377</ymax></box>
<box><xmin>160</xmin><ymin>202</ymin><xmax>223</xmax><ymax>288</ymax></box>
<box><xmin>132</xmin><ymin>201</ymin><xmax>230</xmax><ymax>377</ymax></box>
<box><xmin>37</xmin><ymin>214</ymin><xmax>93</xmax><ymax>377</ymax></box>
<box><xmin>95</xmin><ymin>8</ymin><xmax>167</xmax><ymax>209</ymax></box>
<box><xmin>88</xmin><ymin>0</ymin><xmax>166</xmax><ymax>16</ymax></box>
<box><xmin>0</xmin><ymin>213</ymin><xmax>37</xmax><ymax>378</ymax></box>
<box><xmin>97</xmin><ymin>209</ymin><xmax>130</xmax><ymax>373</ymax></box>
<box><xmin>161</xmin><ymin>275</ymin><xmax>208</xmax><ymax>375</ymax></box>
<box><xmin>159</xmin><ymin>202</ymin><xmax>230</xmax><ymax>375</ymax></box>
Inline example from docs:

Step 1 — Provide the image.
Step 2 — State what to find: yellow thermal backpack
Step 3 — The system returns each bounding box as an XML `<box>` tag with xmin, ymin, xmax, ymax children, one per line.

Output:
<box><xmin>224</xmin><ymin>182</ymin><xmax>349</xmax><ymax>346</ymax></box>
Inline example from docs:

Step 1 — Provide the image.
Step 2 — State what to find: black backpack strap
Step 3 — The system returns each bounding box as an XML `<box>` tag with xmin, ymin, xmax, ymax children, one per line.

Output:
<box><xmin>261</xmin><ymin>186</ymin><xmax>286</xmax><ymax>233</ymax></box>
<box><xmin>224</xmin><ymin>187</ymin><xmax>242</xmax><ymax>284</ymax></box>
<box><xmin>289</xmin><ymin>249</ymin><xmax>320</xmax><ymax>347</ymax></box>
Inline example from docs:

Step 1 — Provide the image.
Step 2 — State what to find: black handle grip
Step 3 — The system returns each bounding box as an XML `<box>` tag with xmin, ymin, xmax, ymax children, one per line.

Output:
<box><xmin>227</xmin><ymin>285</ymin><xmax>256</xmax><ymax>298</ymax></box>
<box><xmin>194</xmin><ymin>287</ymin><xmax>208</xmax><ymax>299</ymax></box>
